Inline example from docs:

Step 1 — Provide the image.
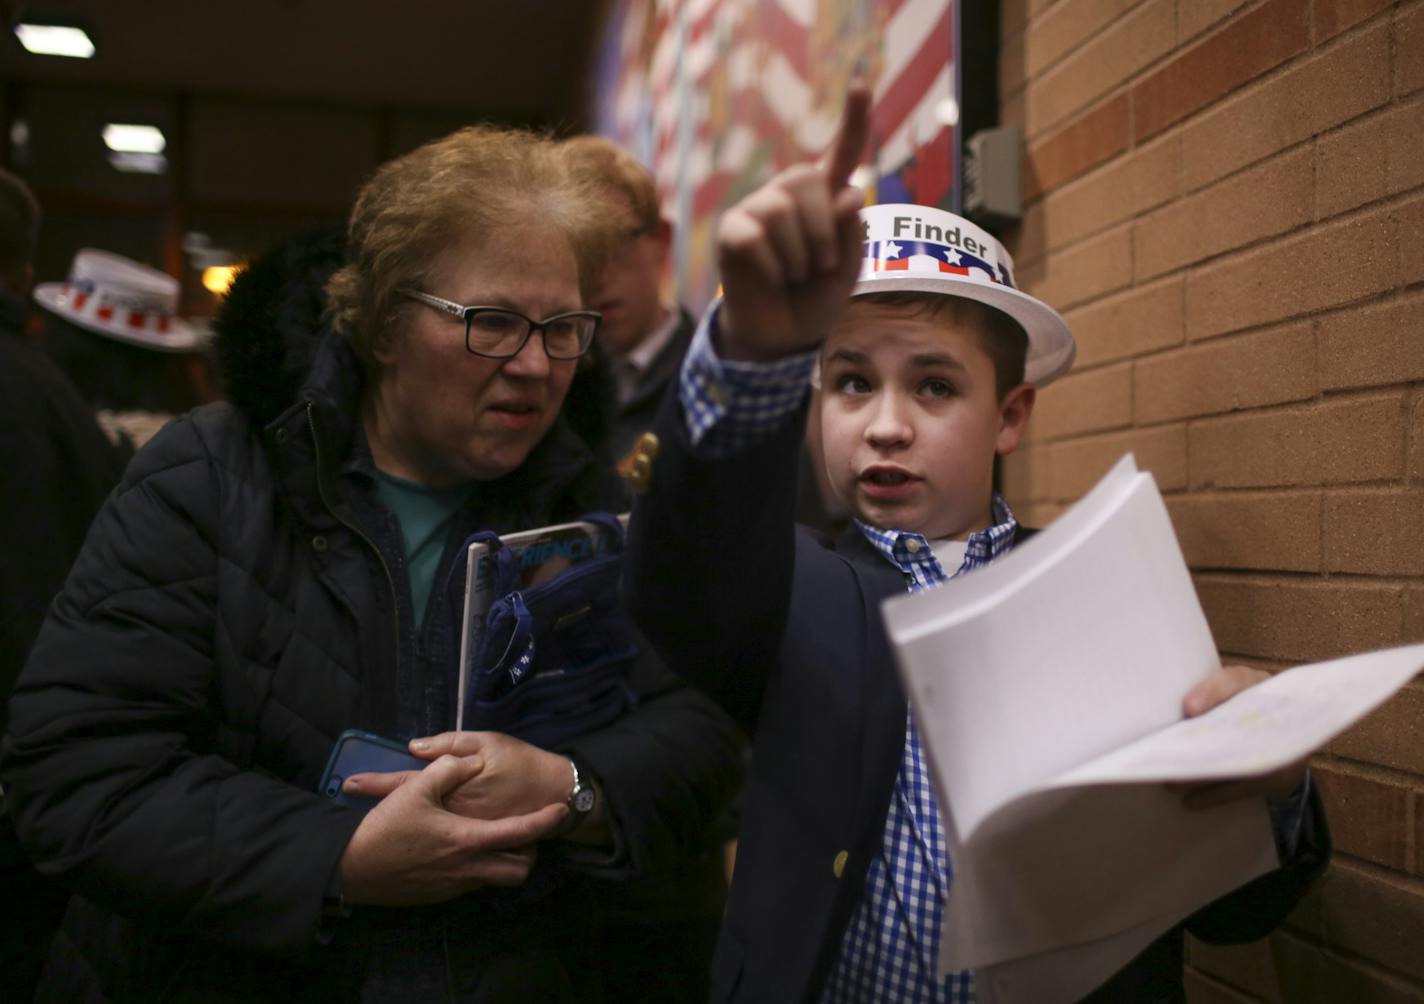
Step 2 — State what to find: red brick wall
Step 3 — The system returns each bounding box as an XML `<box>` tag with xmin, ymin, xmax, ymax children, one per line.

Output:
<box><xmin>999</xmin><ymin>0</ymin><xmax>1424</xmax><ymax>998</ymax></box>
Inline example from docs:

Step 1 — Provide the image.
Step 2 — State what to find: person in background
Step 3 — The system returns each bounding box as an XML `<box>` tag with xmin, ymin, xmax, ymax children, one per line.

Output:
<box><xmin>563</xmin><ymin>135</ymin><xmax>693</xmax><ymax>465</ymax></box>
<box><xmin>4</xmin><ymin>125</ymin><xmax>741</xmax><ymax>1002</ymax></box>
<box><xmin>0</xmin><ymin>168</ymin><xmax>124</xmax><ymax>1003</ymax></box>
<box><xmin>34</xmin><ymin>248</ymin><xmax>212</xmax><ymax>454</ymax></box>
<box><xmin>563</xmin><ymin>133</ymin><xmax>744</xmax><ymax>1003</ymax></box>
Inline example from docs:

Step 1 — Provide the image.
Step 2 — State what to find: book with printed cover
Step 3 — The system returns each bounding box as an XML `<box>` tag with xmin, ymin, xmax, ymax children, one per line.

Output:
<box><xmin>454</xmin><ymin>514</ymin><xmax>630</xmax><ymax>732</ymax></box>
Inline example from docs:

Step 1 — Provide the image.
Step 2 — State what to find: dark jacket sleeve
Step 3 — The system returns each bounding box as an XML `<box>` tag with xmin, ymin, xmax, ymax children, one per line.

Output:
<box><xmin>560</xmin><ymin>637</ymin><xmax>744</xmax><ymax>879</ymax></box>
<box><xmin>623</xmin><ymin>389</ymin><xmax>808</xmax><ymax>731</ymax></box>
<box><xmin>0</xmin><ymin>416</ymin><xmax>363</xmax><ymax>956</ymax></box>
<box><xmin>1184</xmin><ymin>781</ymin><xmax>1331</xmax><ymax>944</ymax></box>
<box><xmin>0</xmin><ymin>338</ymin><xmax>124</xmax><ymax>736</ymax></box>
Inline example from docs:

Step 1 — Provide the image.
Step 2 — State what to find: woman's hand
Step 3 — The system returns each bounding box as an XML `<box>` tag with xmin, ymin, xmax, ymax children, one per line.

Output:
<box><xmin>716</xmin><ymin>85</ymin><xmax>871</xmax><ymax>362</ymax></box>
<box><xmin>338</xmin><ymin>754</ymin><xmax>568</xmax><ymax>907</ymax></box>
<box><xmin>345</xmin><ymin>731</ymin><xmax>575</xmax><ymax>821</ymax></box>
<box><xmin>351</xmin><ymin>731</ymin><xmax>572</xmax><ymax>820</ymax></box>
<box><xmin>346</xmin><ymin>731</ymin><xmax>612</xmax><ymax>846</ymax></box>
<box><xmin>1169</xmin><ymin>665</ymin><xmax>1309</xmax><ymax>809</ymax></box>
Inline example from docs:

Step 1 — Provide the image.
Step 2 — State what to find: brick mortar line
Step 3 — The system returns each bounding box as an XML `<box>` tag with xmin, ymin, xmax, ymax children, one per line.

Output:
<box><xmin>1022</xmin><ymin>481</ymin><xmax>1420</xmax><ymax>505</ymax></box>
<box><xmin>1270</xmin><ymin>928</ymin><xmax>1424</xmax><ymax>993</ymax></box>
<box><xmin>1302</xmin><ymin>853</ymin><xmax>1424</xmax><ymax>910</ymax></box>
<box><xmin>1131</xmin><ymin>2</ymin><xmax>1400</xmax><ymax>149</ymax></box>
<box><xmin>1319</xmin><ymin>853</ymin><xmax>1424</xmax><ymax>891</ymax></box>
<box><xmin>1326</xmin><ymin>851</ymin><xmax>1424</xmax><ymax>890</ymax></box>
<box><xmin>1162</xmin><ymin>484</ymin><xmax>1424</xmax><ymax>500</ymax></box>
<box><xmin>1179</xmin><ymin>963</ymin><xmax>1265</xmax><ymax>1003</ymax></box>
<box><xmin>1150</xmin><ymin>182</ymin><xmax>1419</xmax><ymax>286</ymax></box>
<box><xmin>1310</xmin><ymin>86</ymin><xmax>1424</xmax><ymax>144</ymax></box>
<box><xmin>1023</xmin><ymin>137</ymin><xmax>1420</xmax><ymax>272</ymax></box>
<box><xmin>1023</xmin><ymin>13</ymin><xmax>1408</xmax><ymax>201</ymax></box>
<box><xmin>1019</xmin><ymin>0</ymin><xmax>1284</xmax><ymax>137</ymax></box>
<box><xmin>1190</xmin><ymin>569</ymin><xmax>1422</xmax><ymax>588</ymax></box>
<box><xmin>1104</xmin><ymin>389</ymin><xmax>1423</xmax><ymax>439</ymax></box>
<box><xmin>1194</xmin><ymin>568</ymin><xmax>1422</xmax><ymax>587</ymax></box>
<box><xmin>1307</xmin><ymin>0</ymin><xmax>1406</xmax><ymax>49</ymax></box>
<box><xmin>1022</xmin><ymin>384</ymin><xmax>1414</xmax><ymax>446</ymax></box>
<box><xmin>1161</xmin><ymin>17</ymin><xmax>1409</xmax><ymax>198</ymax></box>
<box><xmin>1020</xmin><ymin>0</ymin><xmax>1405</xmax><ymax>148</ymax></box>
<box><xmin>1016</xmin><ymin>0</ymin><xmax>1177</xmax><ymax>97</ymax></box>
<box><xmin>1013</xmin><ymin>217</ymin><xmax>1133</xmax><ymax>280</ymax></box>
<box><xmin>1312</xmin><ymin>751</ymin><xmax>1424</xmax><ymax>790</ymax></box>
<box><xmin>1408</xmin><ymin>383</ymin><xmax>1420</xmax><ymax>489</ymax></box>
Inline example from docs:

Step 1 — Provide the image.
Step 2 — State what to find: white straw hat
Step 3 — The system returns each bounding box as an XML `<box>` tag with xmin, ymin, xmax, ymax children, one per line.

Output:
<box><xmin>34</xmin><ymin>249</ymin><xmax>201</xmax><ymax>352</ymax></box>
<box><xmin>855</xmin><ymin>204</ymin><xmax>1076</xmax><ymax>386</ymax></box>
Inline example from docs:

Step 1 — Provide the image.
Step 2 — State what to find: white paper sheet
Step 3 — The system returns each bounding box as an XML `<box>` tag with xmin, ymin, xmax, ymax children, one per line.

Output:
<box><xmin>973</xmin><ymin>911</ymin><xmax>1182</xmax><ymax>1004</ymax></box>
<box><xmin>938</xmin><ymin>783</ymin><xmax>1274</xmax><ymax>970</ymax></box>
<box><xmin>1055</xmin><ymin>644</ymin><xmax>1424</xmax><ymax>787</ymax></box>
<box><xmin>886</xmin><ymin>457</ymin><xmax>1220</xmax><ymax>842</ymax></box>
<box><xmin>881</xmin><ymin>452</ymin><xmax>1424</xmax><ymax>985</ymax></box>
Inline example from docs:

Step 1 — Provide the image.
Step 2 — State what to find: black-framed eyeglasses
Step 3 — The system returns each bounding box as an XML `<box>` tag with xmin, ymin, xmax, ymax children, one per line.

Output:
<box><xmin>399</xmin><ymin>289</ymin><xmax>601</xmax><ymax>360</ymax></box>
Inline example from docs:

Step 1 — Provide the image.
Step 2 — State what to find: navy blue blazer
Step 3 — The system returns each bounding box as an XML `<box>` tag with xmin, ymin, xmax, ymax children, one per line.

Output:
<box><xmin>625</xmin><ymin>395</ymin><xmax>1329</xmax><ymax>1004</ymax></box>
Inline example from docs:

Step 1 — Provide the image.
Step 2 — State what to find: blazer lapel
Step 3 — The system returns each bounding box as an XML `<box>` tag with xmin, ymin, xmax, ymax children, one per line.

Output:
<box><xmin>836</xmin><ymin>528</ymin><xmax>912</xmax><ymax>840</ymax></box>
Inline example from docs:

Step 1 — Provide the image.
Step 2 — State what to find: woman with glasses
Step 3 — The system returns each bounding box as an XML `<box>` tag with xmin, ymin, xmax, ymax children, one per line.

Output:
<box><xmin>3</xmin><ymin>126</ymin><xmax>741</xmax><ymax>1002</ymax></box>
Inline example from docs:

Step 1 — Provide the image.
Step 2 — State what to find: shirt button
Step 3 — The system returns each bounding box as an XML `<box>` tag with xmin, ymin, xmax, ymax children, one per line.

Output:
<box><xmin>832</xmin><ymin>850</ymin><xmax>849</xmax><ymax>879</ymax></box>
<box><xmin>312</xmin><ymin>535</ymin><xmax>328</xmax><ymax>552</ymax></box>
<box><xmin>904</xmin><ymin>538</ymin><xmax>921</xmax><ymax>554</ymax></box>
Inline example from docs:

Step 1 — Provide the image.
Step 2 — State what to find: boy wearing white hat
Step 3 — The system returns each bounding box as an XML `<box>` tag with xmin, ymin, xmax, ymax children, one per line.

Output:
<box><xmin>624</xmin><ymin>91</ymin><xmax>1327</xmax><ymax>1003</ymax></box>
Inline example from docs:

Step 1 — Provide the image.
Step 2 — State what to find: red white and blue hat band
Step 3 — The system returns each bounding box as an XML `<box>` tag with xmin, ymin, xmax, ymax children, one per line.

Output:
<box><xmin>33</xmin><ymin>248</ymin><xmax>200</xmax><ymax>352</ymax></box>
<box><xmin>60</xmin><ymin>280</ymin><xmax>177</xmax><ymax>336</ymax></box>
<box><xmin>863</xmin><ymin>239</ymin><xmax>1016</xmax><ymax>289</ymax></box>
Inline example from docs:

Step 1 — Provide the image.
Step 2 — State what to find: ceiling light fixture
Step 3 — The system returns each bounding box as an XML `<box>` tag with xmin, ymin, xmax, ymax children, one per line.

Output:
<box><xmin>14</xmin><ymin>23</ymin><xmax>95</xmax><ymax>59</ymax></box>
<box><xmin>103</xmin><ymin>124</ymin><xmax>167</xmax><ymax>155</ymax></box>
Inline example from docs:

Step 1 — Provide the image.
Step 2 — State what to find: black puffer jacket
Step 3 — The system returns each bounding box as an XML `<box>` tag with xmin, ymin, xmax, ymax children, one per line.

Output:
<box><xmin>1</xmin><ymin>240</ymin><xmax>742</xmax><ymax>1002</ymax></box>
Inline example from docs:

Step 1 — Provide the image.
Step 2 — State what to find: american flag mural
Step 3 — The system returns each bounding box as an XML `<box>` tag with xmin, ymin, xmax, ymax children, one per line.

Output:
<box><xmin>593</xmin><ymin>0</ymin><xmax>961</xmax><ymax>311</ymax></box>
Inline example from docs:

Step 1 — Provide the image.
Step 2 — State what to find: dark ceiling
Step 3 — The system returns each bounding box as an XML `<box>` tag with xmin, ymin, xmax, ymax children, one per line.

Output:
<box><xmin>0</xmin><ymin>0</ymin><xmax>612</xmax><ymax>126</ymax></box>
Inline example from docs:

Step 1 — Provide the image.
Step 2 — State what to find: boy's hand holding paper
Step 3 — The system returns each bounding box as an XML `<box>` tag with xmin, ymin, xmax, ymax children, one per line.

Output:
<box><xmin>1173</xmin><ymin>665</ymin><xmax>1310</xmax><ymax>807</ymax></box>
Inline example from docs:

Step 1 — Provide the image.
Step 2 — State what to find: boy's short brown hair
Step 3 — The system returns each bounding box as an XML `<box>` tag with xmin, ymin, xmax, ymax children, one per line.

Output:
<box><xmin>852</xmin><ymin>291</ymin><xmax>1028</xmax><ymax>399</ymax></box>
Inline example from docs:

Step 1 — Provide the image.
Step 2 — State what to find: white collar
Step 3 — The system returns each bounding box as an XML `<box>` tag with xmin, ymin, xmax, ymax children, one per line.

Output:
<box><xmin>622</xmin><ymin>305</ymin><xmax>679</xmax><ymax>375</ymax></box>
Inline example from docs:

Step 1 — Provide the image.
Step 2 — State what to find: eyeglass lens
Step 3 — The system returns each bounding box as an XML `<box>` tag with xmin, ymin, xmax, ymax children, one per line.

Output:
<box><xmin>465</xmin><ymin>308</ymin><xmax>595</xmax><ymax>359</ymax></box>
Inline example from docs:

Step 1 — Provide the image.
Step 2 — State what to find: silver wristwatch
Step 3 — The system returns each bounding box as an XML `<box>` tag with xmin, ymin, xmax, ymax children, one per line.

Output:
<box><xmin>566</xmin><ymin>757</ymin><xmax>596</xmax><ymax>825</ymax></box>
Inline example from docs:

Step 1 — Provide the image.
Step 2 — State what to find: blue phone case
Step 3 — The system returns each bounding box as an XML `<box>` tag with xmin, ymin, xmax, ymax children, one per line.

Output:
<box><xmin>318</xmin><ymin>729</ymin><xmax>427</xmax><ymax>811</ymax></box>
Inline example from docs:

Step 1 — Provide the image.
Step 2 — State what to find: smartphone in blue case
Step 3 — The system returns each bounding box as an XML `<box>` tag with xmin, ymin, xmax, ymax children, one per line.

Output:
<box><xmin>318</xmin><ymin>729</ymin><xmax>426</xmax><ymax>811</ymax></box>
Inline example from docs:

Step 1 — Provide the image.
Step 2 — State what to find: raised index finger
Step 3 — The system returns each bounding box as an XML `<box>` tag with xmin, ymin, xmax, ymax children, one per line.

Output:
<box><xmin>823</xmin><ymin>84</ymin><xmax>872</xmax><ymax>188</ymax></box>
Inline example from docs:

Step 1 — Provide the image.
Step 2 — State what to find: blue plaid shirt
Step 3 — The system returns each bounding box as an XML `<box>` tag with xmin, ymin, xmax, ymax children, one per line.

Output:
<box><xmin>820</xmin><ymin>504</ymin><xmax>1016</xmax><ymax>1004</ymax></box>
<box><xmin>679</xmin><ymin>302</ymin><xmax>817</xmax><ymax>454</ymax></box>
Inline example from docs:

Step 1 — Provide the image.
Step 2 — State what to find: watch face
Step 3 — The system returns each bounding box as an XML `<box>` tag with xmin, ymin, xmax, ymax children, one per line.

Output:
<box><xmin>573</xmin><ymin>787</ymin><xmax>597</xmax><ymax>813</ymax></box>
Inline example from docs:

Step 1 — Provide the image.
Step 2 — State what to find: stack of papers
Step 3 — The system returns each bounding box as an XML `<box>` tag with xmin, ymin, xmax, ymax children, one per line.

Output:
<box><xmin>882</xmin><ymin>454</ymin><xmax>1424</xmax><ymax>1002</ymax></box>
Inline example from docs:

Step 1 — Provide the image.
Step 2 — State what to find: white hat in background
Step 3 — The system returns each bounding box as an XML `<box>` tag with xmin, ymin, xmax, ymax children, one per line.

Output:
<box><xmin>34</xmin><ymin>248</ymin><xmax>201</xmax><ymax>352</ymax></box>
<box><xmin>855</xmin><ymin>204</ymin><xmax>1076</xmax><ymax>386</ymax></box>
